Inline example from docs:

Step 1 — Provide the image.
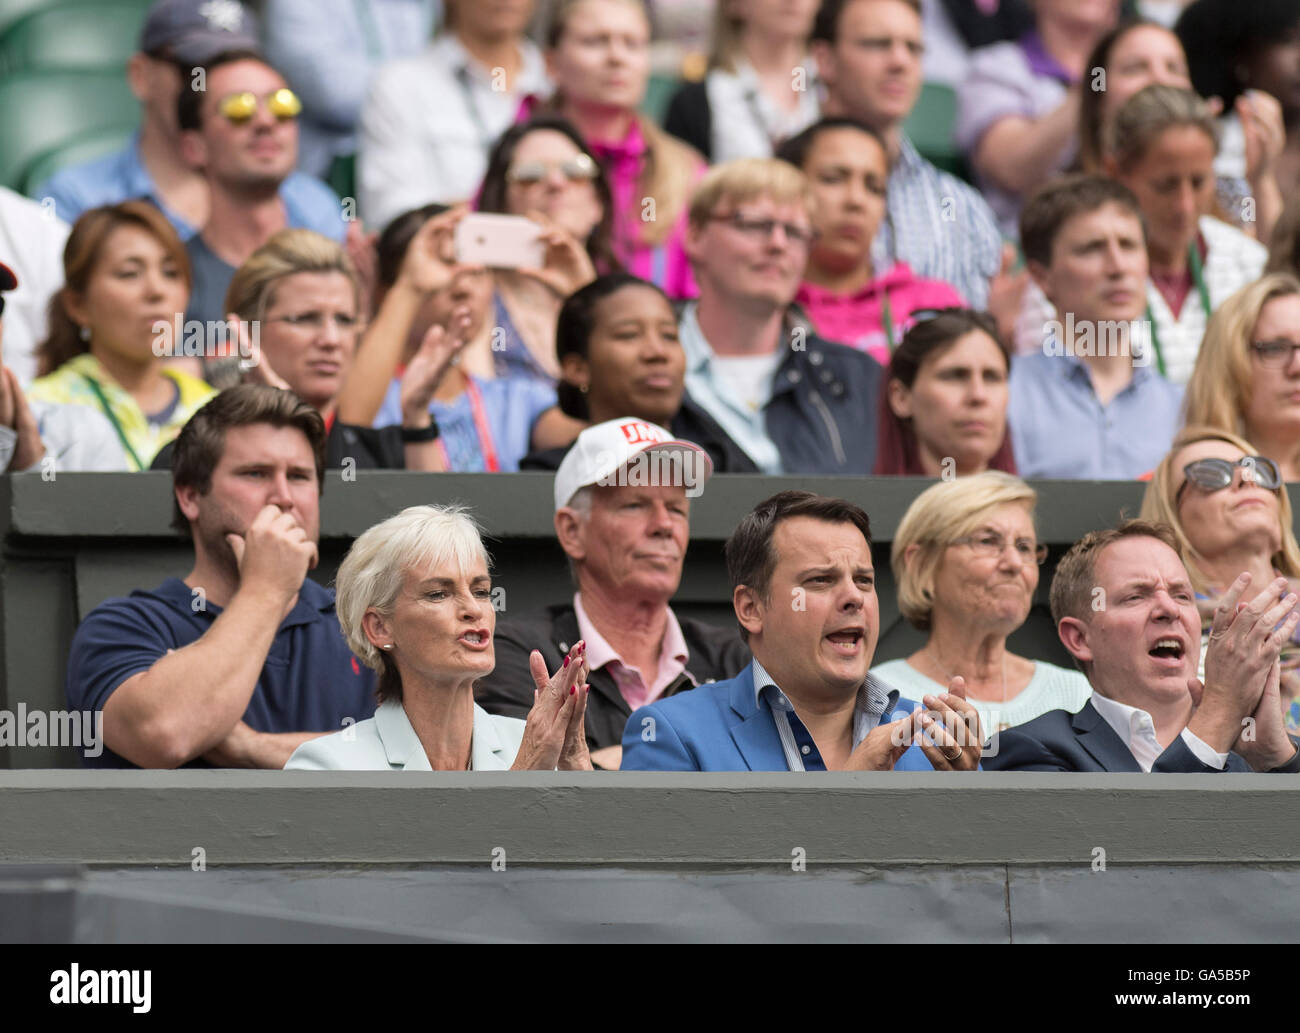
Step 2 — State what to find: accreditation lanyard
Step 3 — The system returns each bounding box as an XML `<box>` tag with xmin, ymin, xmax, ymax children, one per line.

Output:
<box><xmin>1144</xmin><ymin>239</ymin><xmax>1211</xmax><ymax>378</ymax></box>
<box><xmin>79</xmin><ymin>373</ymin><xmax>145</xmax><ymax>472</ymax></box>
<box><xmin>881</xmin><ymin>289</ymin><xmax>897</xmax><ymax>354</ymax></box>
<box><xmin>438</xmin><ymin>377</ymin><xmax>500</xmax><ymax>472</ymax></box>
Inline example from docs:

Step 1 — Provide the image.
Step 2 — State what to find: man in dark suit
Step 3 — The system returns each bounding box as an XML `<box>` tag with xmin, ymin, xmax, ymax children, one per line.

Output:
<box><xmin>986</xmin><ymin>520</ymin><xmax>1300</xmax><ymax>773</ymax></box>
<box><xmin>474</xmin><ymin>417</ymin><xmax>751</xmax><ymax>768</ymax></box>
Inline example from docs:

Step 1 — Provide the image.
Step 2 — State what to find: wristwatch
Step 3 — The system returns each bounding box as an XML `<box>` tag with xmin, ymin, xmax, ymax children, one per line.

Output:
<box><xmin>400</xmin><ymin>418</ymin><xmax>441</xmax><ymax>443</ymax></box>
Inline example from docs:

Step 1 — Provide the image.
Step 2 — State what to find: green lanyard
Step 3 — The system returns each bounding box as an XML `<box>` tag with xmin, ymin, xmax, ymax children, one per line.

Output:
<box><xmin>1144</xmin><ymin>239</ymin><xmax>1211</xmax><ymax>378</ymax></box>
<box><xmin>881</xmin><ymin>289</ymin><xmax>896</xmax><ymax>354</ymax></box>
<box><xmin>79</xmin><ymin>373</ymin><xmax>145</xmax><ymax>472</ymax></box>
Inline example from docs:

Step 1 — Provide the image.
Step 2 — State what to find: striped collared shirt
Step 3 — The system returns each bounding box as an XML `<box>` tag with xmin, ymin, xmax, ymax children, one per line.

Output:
<box><xmin>752</xmin><ymin>658</ymin><xmax>900</xmax><ymax>771</ymax></box>
<box><xmin>871</xmin><ymin>135</ymin><xmax>1002</xmax><ymax>309</ymax></box>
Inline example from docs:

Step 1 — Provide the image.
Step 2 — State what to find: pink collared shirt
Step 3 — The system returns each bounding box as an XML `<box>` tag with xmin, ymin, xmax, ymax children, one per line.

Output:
<box><xmin>573</xmin><ymin>593</ymin><xmax>692</xmax><ymax>711</ymax></box>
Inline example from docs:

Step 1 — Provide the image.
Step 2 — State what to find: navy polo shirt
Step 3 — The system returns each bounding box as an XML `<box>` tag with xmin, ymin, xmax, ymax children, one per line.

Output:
<box><xmin>66</xmin><ymin>576</ymin><xmax>377</xmax><ymax>768</ymax></box>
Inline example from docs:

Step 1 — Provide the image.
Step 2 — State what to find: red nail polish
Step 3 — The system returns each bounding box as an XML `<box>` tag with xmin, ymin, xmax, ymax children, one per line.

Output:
<box><xmin>570</xmin><ymin>685</ymin><xmax>576</xmax><ymax>695</ymax></box>
<box><xmin>563</xmin><ymin>655</ymin><xmax>570</xmax><ymax>668</ymax></box>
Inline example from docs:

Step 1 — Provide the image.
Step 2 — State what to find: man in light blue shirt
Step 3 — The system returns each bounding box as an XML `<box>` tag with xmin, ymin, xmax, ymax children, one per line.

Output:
<box><xmin>1010</xmin><ymin>174</ymin><xmax>1183</xmax><ymax>479</ymax></box>
<box><xmin>36</xmin><ymin>0</ymin><xmax>343</xmax><ymax>246</ymax></box>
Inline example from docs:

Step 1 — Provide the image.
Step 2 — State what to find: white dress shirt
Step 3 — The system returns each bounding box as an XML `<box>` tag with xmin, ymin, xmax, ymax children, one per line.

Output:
<box><xmin>1089</xmin><ymin>692</ymin><xmax>1228</xmax><ymax>772</ymax></box>
<box><xmin>0</xmin><ymin>186</ymin><xmax>70</xmax><ymax>387</ymax></box>
<box><xmin>284</xmin><ymin>697</ymin><xmax>526</xmax><ymax>770</ymax></box>
<box><xmin>357</xmin><ymin>33</ymin><xmax>550</xmax><ymax>227</ymax></box>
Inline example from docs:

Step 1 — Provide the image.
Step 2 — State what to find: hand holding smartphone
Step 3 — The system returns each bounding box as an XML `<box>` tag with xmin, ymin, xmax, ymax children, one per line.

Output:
<box><xmin>454</xmin><ymin>213</ymin><xmax>544</xmax><ymax>269</ymax></box>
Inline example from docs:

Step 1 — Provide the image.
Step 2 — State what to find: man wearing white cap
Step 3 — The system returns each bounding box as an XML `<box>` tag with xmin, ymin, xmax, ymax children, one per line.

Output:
<box><xmin>474</xmin><ymin>417</ymin><xmax>750</xmax><ymax>769</ymax></box>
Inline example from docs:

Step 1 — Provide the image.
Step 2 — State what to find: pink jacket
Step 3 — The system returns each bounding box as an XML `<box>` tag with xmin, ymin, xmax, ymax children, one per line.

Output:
<box><xmin>796</xmin><ymin>262</ymin><xmax>966</xmax><ymax>364</ymax></box>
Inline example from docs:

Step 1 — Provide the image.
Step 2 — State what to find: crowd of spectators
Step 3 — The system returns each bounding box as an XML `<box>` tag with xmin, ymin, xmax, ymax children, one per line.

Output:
<box><xmin>5</xmin><ymin>0</ymin><xmax>1300</xmax><ymax>774</ymax></box>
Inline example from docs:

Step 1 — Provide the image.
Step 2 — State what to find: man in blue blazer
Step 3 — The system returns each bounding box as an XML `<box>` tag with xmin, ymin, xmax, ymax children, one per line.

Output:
<box><xmin>985</xmin><ymin>521</ymin><xmax>1300</xmax><ymax>774</ymax></box>
<box><xmin>622</xmin><ymin>491</ymin><xmax>982</xmax><ymax>771</ymax></box>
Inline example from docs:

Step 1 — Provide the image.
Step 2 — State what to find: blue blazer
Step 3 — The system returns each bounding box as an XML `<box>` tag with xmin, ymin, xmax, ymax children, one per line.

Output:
<box><xmin>982</xmin><ymin>700</ymin><xmax>1251</xmax><ymax>773</ymax></box>
<box><xmin>621</xmin><ymin>665</ymin><xmax>937</xmax><ymax>771</ymax></box>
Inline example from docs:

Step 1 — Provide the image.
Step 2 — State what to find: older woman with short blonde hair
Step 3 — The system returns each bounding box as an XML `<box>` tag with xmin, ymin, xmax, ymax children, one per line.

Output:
<box><xmin>1184</xmin><ymin>272</ymin><xmax>1300</xmax><ymax>480</ymax></box>
<box><xmin>1140</xmin><ymin>425</ymin><xmax>1300</xmax><ymax>730</ymax></box>
<box><xmin>286</xmin><ymin>504</ymin><xmax>593</xmax><ymax>770</ymax></box>
<box><xmin>874</xmin><ymin>472</ymin><xmax>1092</xmax><ymax>732</ymax></box>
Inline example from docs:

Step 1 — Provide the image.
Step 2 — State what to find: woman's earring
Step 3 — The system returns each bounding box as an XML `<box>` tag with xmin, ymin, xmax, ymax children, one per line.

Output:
<box><xmin>579</xmin><ymin>383</ymin><xmax>589</xmax><ymax>394</ymax></box>
<box><xmin>381</xmin><ymin>643</ymin><xmax>394</xmax><ymax>651</ymax></box>
<box><xmin>79</xmin><ymin>326</ymin><xmax>91</xmax><ymax>342</ymax></box>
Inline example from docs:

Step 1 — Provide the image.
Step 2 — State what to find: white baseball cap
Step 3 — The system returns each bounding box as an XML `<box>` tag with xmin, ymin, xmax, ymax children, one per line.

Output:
<box><xmin>553</xmin><ymin>418</ymin><xmax>714</xmax><ymax>511</ymax></box>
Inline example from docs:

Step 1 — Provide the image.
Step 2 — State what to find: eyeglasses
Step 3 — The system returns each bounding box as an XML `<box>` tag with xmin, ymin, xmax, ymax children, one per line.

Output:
<box><xmin>710</xmin><ymin>213</ymin><xmax>817</xmax><ymax>246</ymax></box>
<box><xmin>1175</xmin><ymin>455</ymin><xmax>1282</xmax><ymax>504</ymax></box>
<box><xmin>217</xmin><ymin>88</ymin><xmax>302</xmax><ymax>126</ymax></box>
<box><xmin>267</xmin><ymin>311</ymin><xmax>360</xmax><ymax>333</ymax></box>
<box><xmin>1250</xmin><ymin>339</ymin><xmax>1300</xmax><ymax>367</ymax></box>
<box><xmin>951</xmin><ymin>533</ymin><xmax>1048</xmax><ymax>565</ymax></box>
<box><xmin>506</xmin><ymin>154</ymin><xmax>599</xmax><ymax>185</ymax></box>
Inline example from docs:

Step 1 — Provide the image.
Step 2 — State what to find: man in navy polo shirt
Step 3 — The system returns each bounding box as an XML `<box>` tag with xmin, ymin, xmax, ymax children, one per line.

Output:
<box><xmin>67</xmin><ymin>384</ymin><xmax>375</xmax><ymax>768</ymax></box>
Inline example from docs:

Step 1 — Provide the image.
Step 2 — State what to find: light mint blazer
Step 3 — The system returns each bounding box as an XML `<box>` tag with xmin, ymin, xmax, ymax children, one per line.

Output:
<box><xmin>285</xmin><ymin>698</ymin><xmax>526</xmax><ymax>771</ymax></box>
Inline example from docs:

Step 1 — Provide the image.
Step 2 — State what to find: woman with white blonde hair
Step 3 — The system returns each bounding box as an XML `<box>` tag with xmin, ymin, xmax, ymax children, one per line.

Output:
<box><xmin>286</xmin><ymin>504</ymin><xmax>593</xmax><ymax>770</ymax></box>
<box><xmin>873</xmin><ymin>472</ymin><xmax>1092</xmax><ymax>732</ymax></box>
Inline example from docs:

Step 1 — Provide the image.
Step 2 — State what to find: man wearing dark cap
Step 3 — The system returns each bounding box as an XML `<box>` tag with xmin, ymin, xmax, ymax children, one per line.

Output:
<box><xmin>35</xmin><ymin>0</ymin><xmax>342</xmax><ymax>247</ymax></box>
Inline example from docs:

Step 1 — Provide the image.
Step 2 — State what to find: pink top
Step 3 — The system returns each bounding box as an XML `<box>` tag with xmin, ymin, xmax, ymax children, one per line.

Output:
<box><xmin>515</xmin><ymin>96</ymin><xmax>700</xmax><ymax>299</ymax></box>
<box><xmin>795</xmin><ymin>262</ymin><xmax>966</xmax><ymax>365</ymax></box>
<box><xmin>573</xmin><ymin>592</ymin><xmax>691</xmax><ymax>712</ymax></box>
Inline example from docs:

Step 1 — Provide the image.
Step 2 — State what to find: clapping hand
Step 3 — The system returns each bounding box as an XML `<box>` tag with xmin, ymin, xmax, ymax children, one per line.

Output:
<box><xmin>511</xmin><ymin>641</ymin><xmax>593</xmax><ymax>770</ymax></box>
<box><xmin>399</xmin><ymin>311</ymin><xmax>475</xmax><ymax>423</ymax></box>
<box><xmin>914</xmin><ymin>677</ymin><xmax>983</xmax><ymax>771</ymax></box>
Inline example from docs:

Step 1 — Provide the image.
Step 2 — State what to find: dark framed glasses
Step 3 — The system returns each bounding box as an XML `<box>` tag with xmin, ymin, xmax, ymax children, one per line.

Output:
<box><xmin>1176</xmin><ymin>455</ymin><xmax>1282</xmax><ymax>504</ymax></box>
<box><xmin>217</xmin><ymin>88</ymin><xmax>302</xmax><ymax>126</ymax></box>
<box><xmin>506</xmin><ymin>154</ymin><xmax>599</xmax><ymax>185</ymax></box>
<box><xmin>709</xmin><ymin>212</ymin><xmax>817</xmax><ymax>246</ymax></box>
<box><xmin>1250</xmin><ymin>340</ymin><xmax>1300</xmax><ymax>367</ymax></box>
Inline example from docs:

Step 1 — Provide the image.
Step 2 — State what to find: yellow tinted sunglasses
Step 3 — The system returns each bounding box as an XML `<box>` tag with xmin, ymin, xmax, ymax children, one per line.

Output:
<box><xmin>217</xmin><ymin>88</ymin><xmax>302</xmax><ymax>125</ymax></box>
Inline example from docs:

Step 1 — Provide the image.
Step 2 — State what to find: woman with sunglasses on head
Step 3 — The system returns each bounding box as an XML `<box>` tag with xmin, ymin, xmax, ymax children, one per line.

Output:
<box><xmin>475</xmin><ymin>116</ymin><xmax>615</xmax><ymax>383</ymax></box>
<box><xmin>874</xmin><ymin>309</ymin><xmax>1016</xmax><ymax>477</ymax></box>
<box><xmin>1183</xmin><ymin>273</ymin><xmax>1300</xmax><ymax>481</ymax></box>
<box><xmin>527</xmin><ymin>0</ymin><xmax>705</xmax><ymax>300</ymax></box>
<box><xmin>874</xmin><ymin>472</ymin><xmax>1092</xmax><ymax>734</ymax></box>
<box><xmin>775</xmin><ymin>118</ymin><xmax>965</xmax><ymax>364</ymax></box>
<box><xmin>1140</xmin><ymin>426</ymin><xmax>1300</xmax><ymax>731</ymax></box>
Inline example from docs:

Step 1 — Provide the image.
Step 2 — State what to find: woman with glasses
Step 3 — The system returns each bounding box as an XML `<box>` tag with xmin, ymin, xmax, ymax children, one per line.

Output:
<box><xmin>210</xmin><ymin>228</ymin><xmax>453</xmax><ymax>471</ymax></box>
<box><xmin>475</xmin><ymin>116</ymin><xmax>615</xmax><ymax>384</ymax></box>
<box><xmin>1140</xmin><ymin>425</ymin><xmax>1300</xmax><ymax>731</ymax></box>
<box><xmin>27</xmin><ymin>201</ymin><xmax>215</xmax><ymax>470</ymax></box>
<box><xmin>874</xmin><ymin>308</ymin><xmax>1016</xmax><ymax>477</ymax></box>
<box><xmin>776</xmin><ymin>118</ymin><xmax>966</xmax><ymax>364</ymax></box>
<box><xmin>1184</xmin><ymin>273</ymin><xmax>1300</xmax><ymax>480</ymax></box>
<box><xmin>874</xmin><ymin>472</ymin><xmax>1092</xmax><ymax>733</ymax></box>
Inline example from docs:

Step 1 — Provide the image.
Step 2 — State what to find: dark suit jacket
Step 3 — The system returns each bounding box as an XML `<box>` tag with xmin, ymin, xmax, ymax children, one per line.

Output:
<box><xmin>474</xmin><ymin>603</ymin><xmax>751</xmax><ymax>756</ymax></box>
<box><xmin>983</xmin><ymin>700</ymin><xmax>1254</xmax><ymax>772</ymax></box>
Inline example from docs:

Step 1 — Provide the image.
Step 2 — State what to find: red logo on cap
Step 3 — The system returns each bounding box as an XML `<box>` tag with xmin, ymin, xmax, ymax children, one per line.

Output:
<box><xmin>620</xmin><ymin>421</ymin><xmax>666</xmax><ymax>446</ymax></box>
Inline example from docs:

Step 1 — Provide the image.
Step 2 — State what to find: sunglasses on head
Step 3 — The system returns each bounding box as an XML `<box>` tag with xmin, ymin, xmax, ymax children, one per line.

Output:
<box><xmin>217</xmin><ymin>88</ymin><xmax>302</xmax><ymax>126</ymax></box>
<box><xmin>1176</xmin><ymin>455</ymin><xmax>1282</xmax><ymax>504</ymax></box>
<box><xmin>505</xmin><ymin>154</ymin><xmax>599</xmax><ymax>186</ymax></box>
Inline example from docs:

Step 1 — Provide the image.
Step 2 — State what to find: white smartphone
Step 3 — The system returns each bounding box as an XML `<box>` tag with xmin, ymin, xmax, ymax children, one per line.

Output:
<box><xmin>454</xmin><ymin>213</ymin><xmax>545</xmax><ymax>269</ymax></box>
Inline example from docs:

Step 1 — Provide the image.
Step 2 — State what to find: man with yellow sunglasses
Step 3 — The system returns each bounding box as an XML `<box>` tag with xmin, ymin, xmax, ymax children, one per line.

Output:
<box><xmin>177</xmin><ymin>49</ymin><xmax>347</xmax><ymax>341</ymax></box>
<box><xmin>36</xmin><ymin>0</ymin><xmax>344</xmax><ymax>255</ymax></box>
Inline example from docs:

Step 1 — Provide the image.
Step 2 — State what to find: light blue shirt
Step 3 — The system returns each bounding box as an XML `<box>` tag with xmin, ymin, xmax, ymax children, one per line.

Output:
<box><xmin>263</xmin><ymin>0</ymin><xmax>441</xmax><ymax>177</ymax></box>
<box><xmin>871</xmin><ymin>135</ymin><xmax>1002</xmax><ymax>308</ymax></box>
<box><xmin>285</xmin><ymin>697</ymin><xmax>525</xmax><ymax>770</ymax></box>
<box><xmin>35</xmin><ymin>132</ymin><xmax>348</xmax><ymax>243</ymax></box>
<box><xmin>678</xmin><ymin>302</ymin><xmax>784</xmax><ymax>475</ymax></box>
<box><xmin>751</xmin><ymin>658</ymin><xmax>900</xmax><ymax>771</ymax></box>
<box><xmin>375</xmin><ymin>374</ymin><xmax>557</xmax><ymax>472</ymax></box>
<box><xmin>1009</xmin><ymin>349</ymin><xmax>1184</xmax><ymax>479</ymax></box>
